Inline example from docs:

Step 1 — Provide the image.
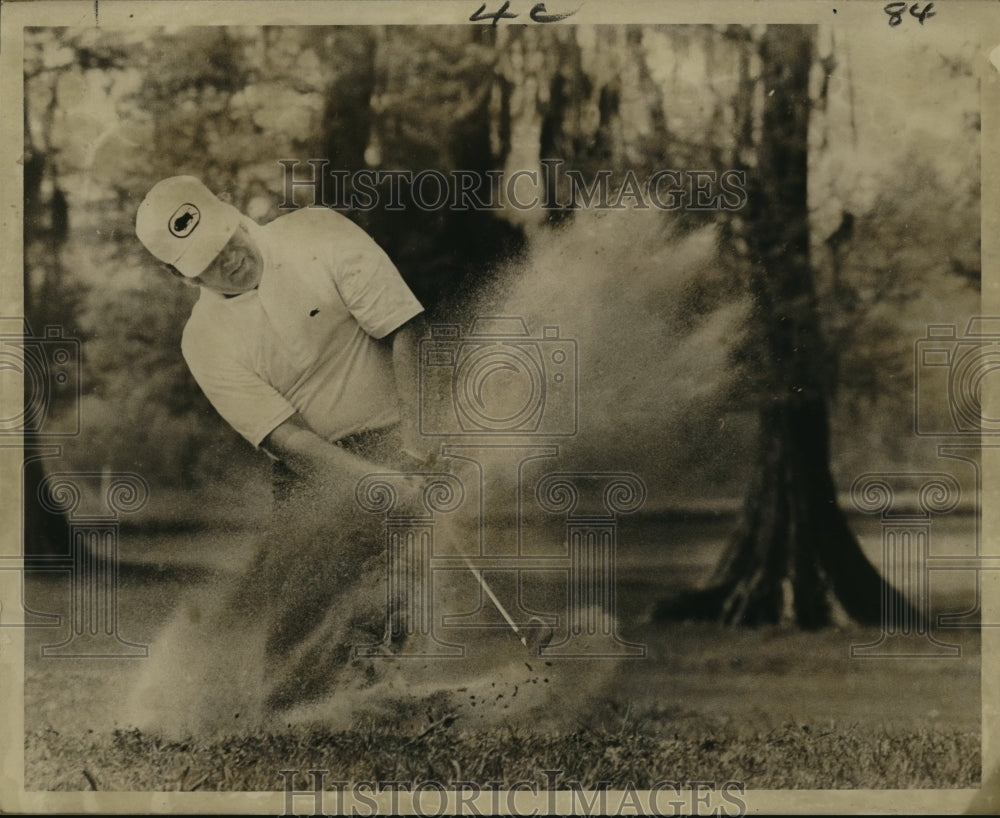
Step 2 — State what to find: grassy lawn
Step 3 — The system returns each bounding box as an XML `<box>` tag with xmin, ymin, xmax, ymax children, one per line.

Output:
<box><xmin>21</xmin><ymin>513</ymin><xmax>982</xmax><ymax>792</ymax></box>
<box><xmin>25</xmin><ymin>718</ymin><xmax>977</xmax><ymax>792</ymax></box>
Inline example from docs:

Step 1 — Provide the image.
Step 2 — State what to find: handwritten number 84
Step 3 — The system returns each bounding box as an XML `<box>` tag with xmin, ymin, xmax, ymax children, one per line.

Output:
<box><xmin>884</xmin><ymin>2</ymin><xmax>935</xmax><ymax>26</ymax></box>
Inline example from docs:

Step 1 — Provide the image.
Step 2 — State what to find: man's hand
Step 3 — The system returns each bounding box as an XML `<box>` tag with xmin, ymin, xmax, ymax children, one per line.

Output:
<box><xmin>262</xmin><ymin>413</ymin><xmax>433</xmax><ymax>518</ymax></box>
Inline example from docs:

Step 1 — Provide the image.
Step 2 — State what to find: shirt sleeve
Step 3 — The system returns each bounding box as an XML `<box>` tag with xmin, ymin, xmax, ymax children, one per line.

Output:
<box><xmin>182</xmin><ymin>324</ymin><xmax>296</xmax><ymax>448</ymax></box>
<box><xmin>330</xmin><ymin>223</ymin><xmax>424</xmax><ymax>339</ymax></box>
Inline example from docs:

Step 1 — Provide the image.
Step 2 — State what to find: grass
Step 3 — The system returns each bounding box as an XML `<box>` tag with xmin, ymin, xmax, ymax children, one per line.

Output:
<box><xmin>20</xmin><ymin>514</ymin><xmax>984</xmax><ymax>793</ymax></box>
<box><xmin>25</xmin><ymin>717</ymin><xmax>979</xmax><ymax>792</ymax></box>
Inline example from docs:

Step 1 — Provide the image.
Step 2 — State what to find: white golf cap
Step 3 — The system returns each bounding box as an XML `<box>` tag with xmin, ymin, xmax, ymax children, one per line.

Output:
<box><xmin>135</xmin><ymin>176</ymin><xmax>241</xmax><ymax>277</ymax></box>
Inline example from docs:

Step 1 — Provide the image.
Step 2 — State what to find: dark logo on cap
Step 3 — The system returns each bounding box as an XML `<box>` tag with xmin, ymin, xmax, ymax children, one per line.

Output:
<box><xmin>168</xmin><ymin>203</ymin><xmax>200</xmax><ymax>238</ymax></box>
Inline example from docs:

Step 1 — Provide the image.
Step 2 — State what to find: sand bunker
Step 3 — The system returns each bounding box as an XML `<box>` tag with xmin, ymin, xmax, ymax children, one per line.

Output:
<box><xmin>126</xmin><ymin>487</ymin><xmax>620</xmax><ymax>738</ymax></box>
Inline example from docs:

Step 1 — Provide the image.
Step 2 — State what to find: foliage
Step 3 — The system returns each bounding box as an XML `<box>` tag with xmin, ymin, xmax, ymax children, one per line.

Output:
<box><xmin>23</xmin><ymin>27</ymin><xmax>525</xmax><ymax>486</ymax></box>
<box><xmin>21</xmin><ymin>24</ymin><xmax>981</xmax><ymax>493</ymax></box>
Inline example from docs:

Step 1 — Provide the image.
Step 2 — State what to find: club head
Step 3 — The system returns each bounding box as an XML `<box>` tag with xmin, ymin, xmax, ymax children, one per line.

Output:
<box><xmin>522</xmin><ymin>616</ymin><xmax>554</xmax><ymax>653</ymax></box>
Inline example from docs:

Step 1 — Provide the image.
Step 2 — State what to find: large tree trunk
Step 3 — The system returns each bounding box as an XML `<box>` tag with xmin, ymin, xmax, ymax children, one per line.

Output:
<box><xmin>23</xmin><ymin>454</ymin><xmax>71</xmax><ymax>560</ymax></box>
<box><xmin>23</xmin><ymin>113</ymin><xmax>72</xmax><ymax>559</ymax></box>
<box><xmin>655</xmin><ymin>26</ymin><xmax>916</xmax><ymax>628</ymax></box>
<box><xmin>319</xmin><ymin>28</ymin><xmax>378</xmax><ymax>206</ymax></box>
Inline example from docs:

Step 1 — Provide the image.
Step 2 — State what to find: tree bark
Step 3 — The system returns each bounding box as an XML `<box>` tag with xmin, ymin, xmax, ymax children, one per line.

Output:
<box><xmin>24</xmin><ymin>455</ymin><xmax>71</xmax><ymax>559</ymax></box>
<box><xmin>23</xmin><ymin>91</ymin><xmax>72</xmax><ymax>559</ymax></box>
<box><xmin>320</xmin><ymin>28</ymin><xmax>378</xmax><ymax>204</ymax></box>
<box><xmin>655</xmin><ymin>26</ymin><xmax>916</xmax><ymax>628</ymax></box>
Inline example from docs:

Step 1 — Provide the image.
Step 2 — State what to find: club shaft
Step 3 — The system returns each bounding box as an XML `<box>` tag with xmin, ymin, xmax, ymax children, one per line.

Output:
<box><xmin>462</xmin><ymin>557</ymin><xmax>528</xmax><ymax>647</ymax></box>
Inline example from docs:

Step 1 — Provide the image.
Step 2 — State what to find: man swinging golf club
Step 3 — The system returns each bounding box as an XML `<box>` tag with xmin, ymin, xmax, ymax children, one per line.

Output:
<box><xmin>135</xmin><ymin>175</ymin><xmax>550</xmax><ymax>653</ymax></box>
<box><xmin>136</xmin><ymin>175</ymin><xmax>432</xmax><ymax>498</ymax></box>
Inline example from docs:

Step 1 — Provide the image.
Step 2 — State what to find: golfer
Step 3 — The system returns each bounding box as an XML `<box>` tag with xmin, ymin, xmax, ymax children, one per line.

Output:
<box><xmin>135</xmin><ymin>175</ymin><xmax>432</xmax><ymax>500</ymax></box>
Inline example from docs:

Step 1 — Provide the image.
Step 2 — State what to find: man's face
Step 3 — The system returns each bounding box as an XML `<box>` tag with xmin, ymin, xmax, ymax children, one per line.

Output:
<box><xmin>191</xmin><ymin>222</ymin><xmax>264</xmax><ymax>294</ymax></box>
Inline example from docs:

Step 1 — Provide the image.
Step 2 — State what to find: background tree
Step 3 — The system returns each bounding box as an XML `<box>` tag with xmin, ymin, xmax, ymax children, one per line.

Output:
<box><xmin>21</xmin><ymin>31</ymin><xmax>102</xmax><ymax>556</ymax></box>
<box><xmin>22</xmin><ymin>25</ymin><xmax>980</xmax><ymax>598</ymax></box>
<box><xmin>347</xmin><ymin>27</ymin><xmax>525</xmax><ymax>311</ymax></box>
<box><xmin>655</xmin><ymin>26</ymin><xmax>914</xmax><ymax>627</ymax></box>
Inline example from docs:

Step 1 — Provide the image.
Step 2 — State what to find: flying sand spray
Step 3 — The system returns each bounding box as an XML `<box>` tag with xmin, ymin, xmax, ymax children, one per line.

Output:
<box><xmin>126</xmin><ymin>209</ymin><xmax>735</xmax><ymax>737</ymax></box>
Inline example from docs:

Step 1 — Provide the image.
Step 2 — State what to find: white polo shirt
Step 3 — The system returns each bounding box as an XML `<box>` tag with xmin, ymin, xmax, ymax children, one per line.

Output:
<box><xmin>181</xmin><ymin>208</ymin><xmax>423</xmax><ymax>448</ymax></box>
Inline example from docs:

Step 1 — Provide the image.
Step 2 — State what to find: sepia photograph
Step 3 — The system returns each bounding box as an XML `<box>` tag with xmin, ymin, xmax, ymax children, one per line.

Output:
<box><xmin>1</xmin><ymin>0</ymin><xmax>996</xmax><ymax>813</ymax></box>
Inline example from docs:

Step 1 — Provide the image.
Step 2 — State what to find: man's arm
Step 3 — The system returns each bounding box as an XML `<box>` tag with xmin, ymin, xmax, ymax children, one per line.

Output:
<box><xmin>261</xmin><ymin>413</ymin><xmax>384</xmax><ymax>488</ymax></box>
<box><xmin>386</xmin><ymin>315</ymin><xmax>436</xmax><ymax>466</ymax></box>
<box><xmin>262</xmin><ymin>413</ymin><xmax>429</xmax><ymax>520</ymax></box>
